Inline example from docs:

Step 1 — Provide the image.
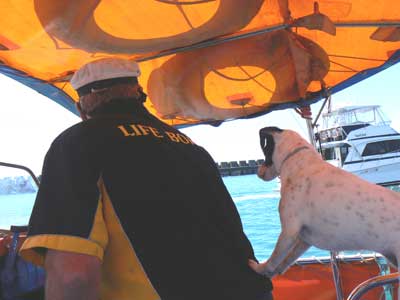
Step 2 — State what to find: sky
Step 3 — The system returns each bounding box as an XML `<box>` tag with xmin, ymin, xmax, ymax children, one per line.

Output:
<box><xmin>0</xmin><ymin>63</ymin><xmax>399</xmax><ymax>176</ymax></box>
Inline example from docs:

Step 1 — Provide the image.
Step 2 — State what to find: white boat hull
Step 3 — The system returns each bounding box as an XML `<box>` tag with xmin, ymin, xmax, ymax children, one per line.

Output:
<box><xmin>344</xmin><ymin>157</ymin><xmax>400</xmax><ymax>185</ymax></box>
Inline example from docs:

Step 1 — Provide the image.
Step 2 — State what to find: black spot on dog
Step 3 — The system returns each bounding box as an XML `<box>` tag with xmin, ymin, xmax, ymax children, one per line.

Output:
<box><xmin>355</xmin><ymin>211</ymin><xmax>365</xmax><ymax>220</ymax></box>
<box><xmin>325</xmin><ymin>182</ymin><xmax>335</xmax><ymax>188</ymax></box>
<box><xmin>305</xmin><ymin>177</ymin><xmax>312</xmax><ymax>195</ymax></box>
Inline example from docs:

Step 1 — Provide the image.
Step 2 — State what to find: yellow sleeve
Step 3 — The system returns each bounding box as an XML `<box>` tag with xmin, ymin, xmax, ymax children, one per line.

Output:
<box><xmin>20</xmin><ymin>199</ymin><xmax>108</xmax><ymax>266</ymax></box>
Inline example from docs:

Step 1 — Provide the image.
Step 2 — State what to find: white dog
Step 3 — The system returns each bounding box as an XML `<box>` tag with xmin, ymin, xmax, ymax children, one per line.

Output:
<box><xmin>249</xmin><ymin>127</ymin><xmax>400</xmax><ymax>280</ymax></box>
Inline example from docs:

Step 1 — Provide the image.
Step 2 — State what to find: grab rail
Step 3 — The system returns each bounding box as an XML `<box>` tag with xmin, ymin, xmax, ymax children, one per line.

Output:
<box><xmin>0</xmin><ymin>161</ymin><xmax>40</xmax><ymax>187</ymax></box>
<box><xmin>330</xmin><ymin>251</ymin><xmax>344</xmax><ymax>300</ymax></box>
<box><xmin>347</xmin><ymin>272</ymin><xmax>400</xmax><ymax>300</ymax></box>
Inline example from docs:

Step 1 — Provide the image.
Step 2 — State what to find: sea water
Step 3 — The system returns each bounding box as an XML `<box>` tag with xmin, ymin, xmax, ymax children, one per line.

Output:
<box><xmin>0</xmin><ymin>193</ymin><xmax>36</xmax><ymax>230</ymax></box>
<box><xmin>224</xmin><ymin>174</ymin><xmax>330</xmax><ymax>260</ymax></box>
<box><xmin>0</xmin><ymin>175</ymin><xmax>332</xmax><ymax>261</ymax></box>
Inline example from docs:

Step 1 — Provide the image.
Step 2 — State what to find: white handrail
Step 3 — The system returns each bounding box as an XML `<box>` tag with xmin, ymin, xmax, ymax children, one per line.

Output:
<box><xmin>347</xmin><ymin>272</ymin><xmax>400</xmax><ymax>300</ymax></box>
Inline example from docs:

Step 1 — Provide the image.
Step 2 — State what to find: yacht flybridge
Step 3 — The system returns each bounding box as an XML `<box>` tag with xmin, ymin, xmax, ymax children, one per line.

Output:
<box><xmin>317</xmin><ymin>105</ymin><xmax>400</xmax><ymax>186</ymax></box>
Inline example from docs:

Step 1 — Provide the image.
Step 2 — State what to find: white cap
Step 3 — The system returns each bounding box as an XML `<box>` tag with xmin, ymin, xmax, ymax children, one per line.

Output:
<box><xmin>70</xmin><ymin>57</ymin><xmax>141</xmax><ymax>90</ymax></box>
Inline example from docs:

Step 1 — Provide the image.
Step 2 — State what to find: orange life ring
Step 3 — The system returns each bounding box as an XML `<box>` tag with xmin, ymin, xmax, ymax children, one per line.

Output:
<box><xmin>34</xmin><ymin>0</ymin><xmax>264</xmax><ymax>54</ymax></box>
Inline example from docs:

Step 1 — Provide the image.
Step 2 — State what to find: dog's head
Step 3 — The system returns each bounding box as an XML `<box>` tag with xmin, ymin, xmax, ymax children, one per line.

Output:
<box><xmin>258</xmin><ymin>127</ymin><xmax>312</xmax><ymax>181</ymax></box>
<box><xmin>258</xmin><ymin>127</ymin><xmax>283</xmax><ymax>181</ymax></box>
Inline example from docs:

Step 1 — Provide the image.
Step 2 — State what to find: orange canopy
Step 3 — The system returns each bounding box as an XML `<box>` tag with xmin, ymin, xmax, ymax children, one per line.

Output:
<box><xmin>1</xmin><ymin>0</ymin><xmax>400</xmax><ymax>126</ymax></box>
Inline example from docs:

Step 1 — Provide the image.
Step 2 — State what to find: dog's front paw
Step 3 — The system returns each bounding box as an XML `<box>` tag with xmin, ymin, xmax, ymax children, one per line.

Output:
<box><xmin>248</xmin><ymin>259</ymin><xmax>274</xmax><ymax>278</ymax></box>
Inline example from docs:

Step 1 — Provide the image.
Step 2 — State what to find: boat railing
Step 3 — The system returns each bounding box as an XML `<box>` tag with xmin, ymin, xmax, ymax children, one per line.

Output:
<box><xmin>318</xmin><ymin>126</ymin><xmax>348</xmax><ymax>143</ymax></box>
<box><xmin>347</xmin><ymin>272</ymin><xmax>400</xmax><ymax>300</ymax></box>
<box><xmin>328</xmin><ymin>252</ymin><xmax>395</xmax><ymax>300</ymax></box>
<box><xmin>294</xmin><ymin>252</ymin><xmax>384</xmax><ymax>265</ymax></box>
<box><xmin>0</xmin><ymin>162</ymin><xmax>40</xmax><ymax>187</ymax></box>
<box><xmin>293</xmin><ymin>252</ymin><xmax>395</xmax><ymax>300</ymax></box>
<box><xmin>331</xmin><ymin>251</ymin><xmax>345</xmax><ymax>300</ymax></box>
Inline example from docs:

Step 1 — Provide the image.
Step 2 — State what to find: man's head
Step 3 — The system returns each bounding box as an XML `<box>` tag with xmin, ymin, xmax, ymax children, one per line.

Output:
<box><xmin>70</xmin><ymin>57</ymin><xmax>145</xmax><ymax>119</ymax></box>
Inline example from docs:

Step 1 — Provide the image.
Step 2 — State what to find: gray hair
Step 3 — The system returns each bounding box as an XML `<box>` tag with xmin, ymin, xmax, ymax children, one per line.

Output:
<box><xmin>79</xmin><ymin>84</ymin><xmax>139</xmax><ymax>115</ymax></box>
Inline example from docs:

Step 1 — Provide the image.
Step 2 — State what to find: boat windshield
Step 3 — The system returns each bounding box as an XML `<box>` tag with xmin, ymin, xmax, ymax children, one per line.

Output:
<box><xmin>322</xmin><ymin>106</ymin><xmax>391</xmax><ymax>129</ymax></box>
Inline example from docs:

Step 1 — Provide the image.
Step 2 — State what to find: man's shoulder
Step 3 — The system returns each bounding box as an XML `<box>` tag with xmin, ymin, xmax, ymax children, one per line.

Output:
<box><xmin>53</xmin><ymin>121</ymin><xmax>91</xmax><ymax>144</ymax></box>
<box><xmin>50</xmin><ymin>120</ymin><xmax>107</xmax><ymax>153</ymax></box>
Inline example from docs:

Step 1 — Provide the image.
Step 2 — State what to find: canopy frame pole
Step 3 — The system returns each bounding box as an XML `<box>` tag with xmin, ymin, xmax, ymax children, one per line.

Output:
<box><xmin>335</xmin><ymin>21</ymin><xmax>400</xmax><ymax>27</ymax></box>
<box><xmin>305</xmin><ymin>117</ymin><xmax>317</xmax><ymax>149</ymax></box>
<box><xmin>296</xmin><ymin>106</ymin><xmax>316</xmax><ymax>148</ymax></box>
<box><xmin>137</xmin><ymin>24</ymin><xmax>290</xmax><ymax>62</ymax></box>
<box><xmin>138</xmin><ymin>21</ymin><xmax>400</xmax><ymax>62</ymax></box>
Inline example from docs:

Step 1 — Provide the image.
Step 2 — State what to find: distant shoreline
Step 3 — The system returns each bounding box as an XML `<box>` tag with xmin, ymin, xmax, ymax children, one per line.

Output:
<box><xmin>0</xmin><ymin>176</ymin><xmax>37</xmax><ymax>195</ymax></box>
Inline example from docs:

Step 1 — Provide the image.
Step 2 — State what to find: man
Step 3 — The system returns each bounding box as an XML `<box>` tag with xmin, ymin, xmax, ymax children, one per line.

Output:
<box><xmin>20</xmin><ymin>57</ymin><xmax>273</xmax><ymax>300</ymax></box>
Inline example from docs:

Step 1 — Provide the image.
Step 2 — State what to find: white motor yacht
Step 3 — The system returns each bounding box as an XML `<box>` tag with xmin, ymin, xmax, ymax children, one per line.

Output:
<box><xmin>317</xmin><ymin>105</ymin><xmax>400</xmax><ymax>186</ymax></box>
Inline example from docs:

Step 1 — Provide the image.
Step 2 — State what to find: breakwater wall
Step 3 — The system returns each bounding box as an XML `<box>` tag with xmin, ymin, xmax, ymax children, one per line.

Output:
<box><xmin>217</xmin><ymin>159</ymin><xmax>265</xmax><ymax>177</ymax></box>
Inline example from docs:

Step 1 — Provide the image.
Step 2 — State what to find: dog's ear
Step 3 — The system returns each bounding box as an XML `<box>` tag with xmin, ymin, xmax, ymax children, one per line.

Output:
<box><xmin>260</xmin><ymin>134</ymin><xmax>274</xmax><ymax>166</ymax></box>
<box><xmin>259</xmin><ymin>127</ymin><xmax>283</xmax><ymax>166</ymax></box>
<box><xmin>260</xmin><ymin>127</ymin><xmax>283</xmax><ymax>134</ymax></box>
